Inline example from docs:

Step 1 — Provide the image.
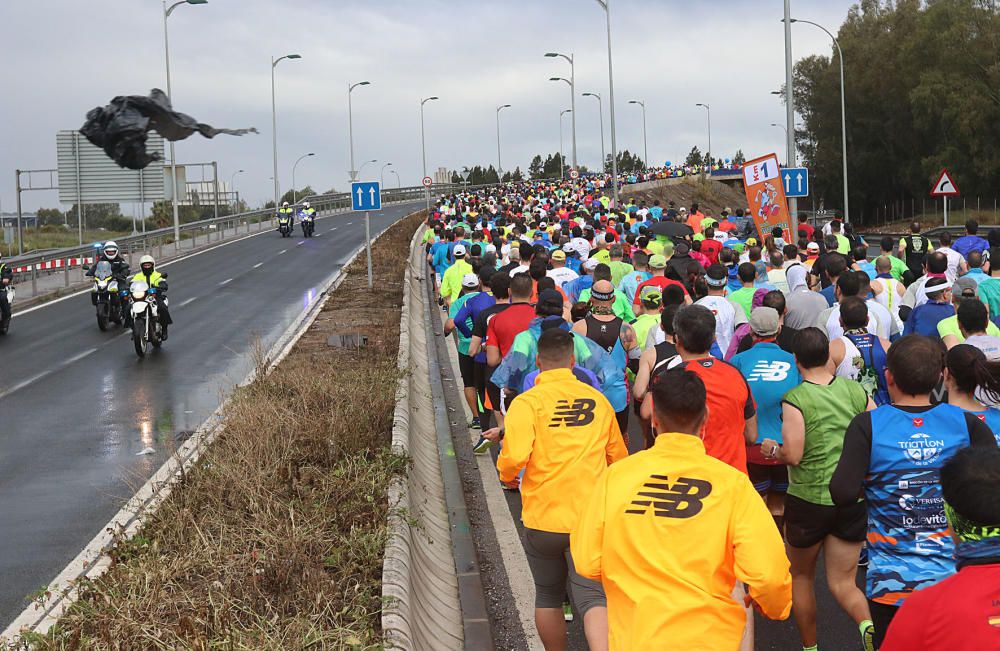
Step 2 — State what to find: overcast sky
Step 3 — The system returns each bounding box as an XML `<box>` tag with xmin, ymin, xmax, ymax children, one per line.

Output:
<box><xmin>1</xmin><ymin>0</ymin><xmax>858</xmax><ymax>212</ymax></box>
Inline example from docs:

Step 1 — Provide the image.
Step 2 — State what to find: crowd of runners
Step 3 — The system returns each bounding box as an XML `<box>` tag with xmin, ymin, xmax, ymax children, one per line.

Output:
<box><xmin>426</xmin><ymin>173</ymin><xmax>1000</xmax><ymax>651</ymax></box>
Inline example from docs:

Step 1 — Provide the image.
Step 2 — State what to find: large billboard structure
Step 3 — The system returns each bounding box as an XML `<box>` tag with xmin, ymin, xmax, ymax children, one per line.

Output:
<box><xmin>57</xmin><ymin>130</ymin><xmax>165</xmax><ymax>205</ymax></box>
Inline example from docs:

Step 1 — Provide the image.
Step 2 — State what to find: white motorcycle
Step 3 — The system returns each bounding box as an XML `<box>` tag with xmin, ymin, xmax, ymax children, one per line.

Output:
<box><xmin>89</xmin><ymin>260</ymin><xmax>122</xmax><ymax>331</ymax></box>
<box><xmin>0</xmin><ymin>284</ymin><xmax>13</xmax><ymax>335</ymax></box>
<box><xmin>129</xmin><ymin>276</ymin><xmax>167</xmax><ymax>358</ymax></box>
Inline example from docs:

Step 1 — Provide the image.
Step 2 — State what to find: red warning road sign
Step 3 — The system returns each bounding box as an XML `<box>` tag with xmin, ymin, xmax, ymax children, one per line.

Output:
<box><xmin>930</xmin><ymin>169</ymin><xmax>960</xmax><ymax>197</ymax></box>
<box><xmin>422</xmin><ymin>176</ymin><xmax>433</xmax><ymax>188</ymax></box>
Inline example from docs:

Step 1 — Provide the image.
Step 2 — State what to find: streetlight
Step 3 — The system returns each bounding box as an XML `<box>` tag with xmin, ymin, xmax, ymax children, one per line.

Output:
<box><xmin>628</xmin><ymin>100</ymin><xmax>647</xmax><ymax>170</ymax></box>
<box><xmin>380</xmin><ymin>162</ymin><xmax>393</xmax><ymax>187</ymax></box>
<box><xmin>559</xmin><ymin>109</ymin><xmax>572</xmax><ymax>181</ymax></box>
<box><xmin>271</xmin><ymin>53</ymin><xmax>302</xmax><ymax>209</ymax></box>
<box><xmin>593</xmin><ymin>0</ymin><xmax>620</xmax><ymax>209</ymax></box>
<box><xmin>546</xmin><ymin>51</ymin><xmax>577</xmax><ymax>169</ymax></box>
<box><xmin>291</xmin><ymin>152</ymin><xmax>314</xmax><ymax>203</ymax></box>
<box><xmin>420</xmin><ymin>96</ymin><xmax>439</xmax><ymax>215</ymax></box>
<box><xmin>789</xmin><ymin>17</ymin><xmax>850</xmax><ymax>224</ymax></box>
<box><xmin>348</xmin><ymin>81</ymin><xmax>371</xmax><ymax>183</ymax></box>
<box><xmin>358</xmin><ymin>159</ymin><xmax>377</xmax><ymax>180</ymax></box>
<box><xmin>496</xmin><ymin>104</ymin><xmax>511</xmax><ymax>177</ymax></box>
<box><xmin>582</xmin><ymin>92</ymin><xmax>606</xmax><ymax>173</ymax></box>
<box><xmin>782</xmin><ymin>0</ymin><xmax>798</xmax><ymax>218</ymax></box>
<box><xmin>695</xmin><ymin>103</ymin><xmax>711</xmax><ymax>177</ymax></box>
<box><xmin>163</xmin><ymin>0</ymin><xmax>208</xmax><ymax>249</ymax></box>
<box><xmin>230</xmin><ymin>169</ymin><xmax>244</xmax><ymax>210</ymax></box>
<box><xmin>770</xmin><ymin>123</ymin><xmax>788</xmax><ymax>136</ymax></box>
<box><xmin>390</xmin><ymin>169</ymin><xmax>401</xmax><ymax>189</ymax></box>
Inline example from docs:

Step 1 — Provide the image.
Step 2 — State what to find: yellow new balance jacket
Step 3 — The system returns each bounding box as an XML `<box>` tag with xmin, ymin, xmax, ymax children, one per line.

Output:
<box><xmin>497</xmin><ymin>367</ymin><xmax>628</xmax><ymax>534</ymax></box>
<box><xmin>571</xmin><ymin>433</ymin><xmax>792</xmax><ymax>651</ymax></box>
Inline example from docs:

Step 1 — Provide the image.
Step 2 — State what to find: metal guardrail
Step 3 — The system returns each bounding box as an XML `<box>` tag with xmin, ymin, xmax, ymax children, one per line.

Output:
<box><xmin>6</xmin><ymin>184</ymin><xmax>444</xmax><ymax>300</ymax></box>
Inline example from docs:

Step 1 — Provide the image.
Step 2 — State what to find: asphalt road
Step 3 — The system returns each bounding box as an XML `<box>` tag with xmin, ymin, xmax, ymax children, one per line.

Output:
<box><xmin>0</xmin><ymin>203</ymin><xmax>418</xmax><ymax>626</ymax></box>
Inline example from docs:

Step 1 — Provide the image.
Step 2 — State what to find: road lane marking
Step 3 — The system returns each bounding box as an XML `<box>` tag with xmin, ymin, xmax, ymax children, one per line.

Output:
<box><xmin>176</xmin><ymin>297</ymin><xmax>198</xmax><ymax>308</ymax></box>
<box><xmin>279</xmin><ymin>249</ymin><xmax>288</xmax><ymax>254</ymax></box>
<box><xmin>329</xmin><ymin>227</ymin><xmax>338</xmax><ymax>231</ymax></box>
<box><xmin>296</xmin><ymin>241</ymin><xmax>305</xmax><ymax>247</ymax></box>
<box><xmin>252</xmin><ymin>262</ymin><xmax>263</xmax><ymax>269</ymax></box>
<box><xmin>218</xmin><ymin>278</ymin><xmax>233</xmax><ymax>286</ymax></box>
<box><xmin>0</xmin><ymin>347</ymin><xmax>99</xmax><ymax>400</ymax></box>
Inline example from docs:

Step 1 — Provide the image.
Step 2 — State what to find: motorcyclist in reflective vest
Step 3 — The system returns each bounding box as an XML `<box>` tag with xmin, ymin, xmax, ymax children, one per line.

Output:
<box><xmin>85</xmin><ymin>240</ymin><xmax>131</xmax><ymax>314</ymax></box>
<box><xmin>277</xmin><ymin>202</ymin><xmax>294</xmax><ymax>229</ymax></box>
<box><xmin>299</xmin><ymin>201</ymin><xmax>316</xmax><ymax>232</ymax></box>
<box><xmin>131</xmin><ymin>255</ymin><xmax>173</xmax><ymax>339</ymax></box>
<box><xmin>0</xmin><ymin>255</ymin><xmax>12</xmax><ymax>325</ymax></box>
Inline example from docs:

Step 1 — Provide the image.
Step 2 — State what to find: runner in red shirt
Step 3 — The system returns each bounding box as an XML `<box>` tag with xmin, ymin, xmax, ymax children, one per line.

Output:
<box><xmin>633</xmin><ymin>254</ymin><xmax>689</xmax><ymax>307</ymax></box>
<box><xmin>700</xmin><ymin>229</ymin><xmax>723</xmax><ymax>265</ymax></box>
<box><xmin>796</xmin><ymin>214</ymin><xmax>815</xmax><ymax>242</ymax></box>
<box><xmin>486</xmin><ymin>274</ymin><xmax>536</xmax><ymax>365</ymax></box>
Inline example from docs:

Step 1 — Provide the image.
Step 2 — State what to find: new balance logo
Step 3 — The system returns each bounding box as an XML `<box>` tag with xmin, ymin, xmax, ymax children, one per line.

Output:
<box><xmin>746</xmin><ymin>360</ymin><xmax>792</xmax><ymax>382</ymax></box>
<box><xmin>625</xmin><ymin>475</ymin><xmax>713</xmax><ymax>518</ymax></box>
<box><xmin>549</xmin><ymin>398</ymin><xmax>597</xmax><ymax>427</ymax></box>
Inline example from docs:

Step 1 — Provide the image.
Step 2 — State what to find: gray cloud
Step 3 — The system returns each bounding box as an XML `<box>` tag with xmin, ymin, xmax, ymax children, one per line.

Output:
<box><xmin>1</xmin><ymin>0</ymin><xmax>856</xmax><ymax>212</ymax></box>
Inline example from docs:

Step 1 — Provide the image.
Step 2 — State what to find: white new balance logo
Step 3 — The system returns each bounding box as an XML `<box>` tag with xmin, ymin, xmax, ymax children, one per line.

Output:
<box><xmin>746</xmin><ymin>361</ymin><xmax>792</xmax><ymax>382</ymax></box>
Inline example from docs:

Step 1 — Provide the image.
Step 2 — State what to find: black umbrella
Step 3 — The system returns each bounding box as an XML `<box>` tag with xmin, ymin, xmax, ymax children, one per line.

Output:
<box><xmin>647</xmin><ymin>221</ymin><xmax>694</xmax><ymax>238</ymax></box>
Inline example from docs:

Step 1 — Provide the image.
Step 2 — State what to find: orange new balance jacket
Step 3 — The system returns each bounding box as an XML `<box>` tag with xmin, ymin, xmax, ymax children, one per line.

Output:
<box><xmin>571</xmin><ymin>433</ymin><xmax>792</xmax><ymax>650</ymax></box>
<box><xmin>497</xmin><ymin>367</ymin><xmax>628</xmax><ymax>534</ymax></box>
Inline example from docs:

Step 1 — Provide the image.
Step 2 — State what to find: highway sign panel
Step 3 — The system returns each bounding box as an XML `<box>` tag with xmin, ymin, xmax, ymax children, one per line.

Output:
<box><xmin>351</xmin><ymin>181</ymin><xmax>382</xmax><ymax>211</ymax></box>
<box><xmin>782</xmin><ymin>167</ymin><xmax>809</xmax><ymax>198</ymax></box>
<box><xmin>422</xmin><ymin>176</ymin><xmax>433</xmax><ymax>187</ymax></box>
<box><xmin>930</xmin><ymin>168</ymin><xmax>960</xmax><ymax>197</ymax></box>
<box><xmin>569</xmin><ymin>169</ymin><xmax>580</xmax><ymax>180</ymax></box>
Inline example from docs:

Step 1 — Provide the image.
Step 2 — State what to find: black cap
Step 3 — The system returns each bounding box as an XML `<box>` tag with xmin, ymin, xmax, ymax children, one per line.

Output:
<box><xmin>538</xmin><ymin>288</ymin><xmax>564</xmax><ymax>311</ymax></box>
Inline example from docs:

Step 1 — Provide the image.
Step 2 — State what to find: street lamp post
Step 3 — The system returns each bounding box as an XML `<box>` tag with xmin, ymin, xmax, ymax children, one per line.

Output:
<box><xmin>582</xmin><ymin>92</ymin><xmax>605</xmax><ymax>173</ymax></box>
<box><xmin>559</xmin><ymin>109</ymin><xmax>572</xmax><ymax>180</ymax></box>
<box><xmin>291</xmin><ymin>152</ymin><xmax>314</xmax><ymax>203</ymax></box>
<box><xmin>782</xmin><ymin>0</ymin><xmax>798</xmax><ymax>218</ymax></box>
<box><xmin>593</xmin><ymin>0</ymin><xmax>619</xmax><ymax>209</ymax></box>
<box><xmin>348</xmin><ymin>81</ymin><xmax>371</xmax><ymax>184</ymax></box>
<box><xmin>271</xmin><ymin>53</ymin><xmax>302</xmax><ymax>210</ymax></box>
<box><xmin>790</xmin><ymin>18</ymin><xmax>850</xmax><ymax>224</ymax></box>
<box><xmin>695</xmin><ymin>103</ymin><xmax>711</xmax><ymax>178</ymax></box>
<box><xmin>390</xmin><ymin>170</ymin><xmax>401</xmax><ymax>189</ymax></box>
<box><xmin>230</xmin><ymin>169</ymin><xmax>244</xmax><ymax>210</ymax></box>
<box><xmin>358</xmin><ymin>159</ymin><xmax>377</xmax><ymax>181</ymax></box>
<box><xmin>546</xmin><ymin>52</ymin><xmax>577</xmax><ymax>170</ymax></box>
<box><xmin>628</xmin><ymin>100</ymin><xmax>647</xmax><ymax>169</ymax></box>
<box><xmin>420</xmin><ymin>96</ymin><xmax>439</xmax><ymax>215</ymax></box>
<box><xmin>496</xmin><ymin>104</ymin><xmax>511</xmax><ymax>176</ymax></box>
<box><xmin>380</xmin><ymin>162</ymin><xmax>393</xmax><ymax>188</ymax></box>
<box><xmin>163</xmin><ymin>0</ymin><xmax>208</xmax><ymax>250</ymax></box>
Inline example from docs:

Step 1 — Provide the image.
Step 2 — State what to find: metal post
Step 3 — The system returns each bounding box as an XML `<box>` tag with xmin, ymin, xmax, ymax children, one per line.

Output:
<box><xmin>421</xmin><ymin>97</ymin><xmax>438</xmax><ymax>215</ymax></box>
<box><xmin>944</xmin><ymin>197</ymin><xmax>949</xmax><ymax>227</ymax></box>
<box><xmin>272</xmin><ymin>57</ymin><xmax>280</xmax><ymax>209</ymax></box>
<box><xmin>559</xmin><ymin>110</ymin><xmax>566</xmax><ymax>180</ymax></box>
<box><xmin>164</xmin><ymin>0</ymin><xmax>181</xmax><ymax>251</ymax></box>
<box><xmin>74</xmin><ymin>133</ymin><xmax>84</xmax><ymax>246</ymax></box>
<box><xmin>641</xmin><ymin>103</ymin><xmax>647</xmax><ymax>169</ymax></box>
<box><xmin>596</xmin><ymin>0</ymin><xmax>620</xmax><ymax>208</ymax></box>
<box><xmin>348</xmin><ymin>83</ymin><xmax>355</xmax><ymax>183</ymax></box>
<box><xmin>496</xmin><ymin>104</ymin><xmax>511</xmax><ymax>177</ymax></box>
<box><xmin>139</xmin><ymin>170</ymin><xmax>146</xmax><ymax>234</ymax></box>
<box><xmin>212</xmin><ymin>161</ymin><xmax>219</xmax><ymax>224</ymax></box>
<box><xmin>583</xmin><ymin>93</ymin><xmax>606</xmax><ymax>173</ymax></box>
<box><xmin>14</xmin><ymin>170</ymin><xmax>23</xmax><ymax>256</ymax></box>
<box><xmin>365</xmin><ymin>211</ymin><xmax>373</xmax><ymax>289</ymax></box>
<box><xmin>783</xmin><ymin>0</ymin><xmax>798</xmax><ymax>217</ymax></box>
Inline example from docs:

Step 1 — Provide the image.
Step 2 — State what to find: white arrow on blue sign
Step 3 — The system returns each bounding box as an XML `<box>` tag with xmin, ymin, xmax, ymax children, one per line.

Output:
<box><xmin>351</xmin><ymin>181</ymin><xmax>382</xmax><ymax>211</ymax></box>
<box><xmin>782</xmin><ymin>167</ymin><xmax>809</xmax><ymax>198</ymax></box>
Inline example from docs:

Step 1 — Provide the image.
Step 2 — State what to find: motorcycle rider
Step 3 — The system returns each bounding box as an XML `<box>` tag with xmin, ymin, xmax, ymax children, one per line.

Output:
<box><xmin>0</xmin><ymin>253</ymin><xmax>13</xmax><ymax>328</ymax></box>
<box><xmin>277</xmin><ymin>201</ymin><xmax>294</xmax><ymax>232</ymax></box>
<box><xmin>299</xmin><ymin>201</ymin><xmax>317</xmax><ymax>235</ymax></box>
<box><xmin>86</xmin><ymin>240</ymin><xmax>130</xmax><ymax>319</ymax></box>
<box><xmin>131</xmin><ymin>255</ymin><xmax>172</xmax><ymax>340</ymax></box>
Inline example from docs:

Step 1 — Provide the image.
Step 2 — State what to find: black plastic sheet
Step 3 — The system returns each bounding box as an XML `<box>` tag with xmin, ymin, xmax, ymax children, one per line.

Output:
<box><xmin>80</xmin><ymin>89</ymin><xmax>258</xmax><ymax>170</ymax></box>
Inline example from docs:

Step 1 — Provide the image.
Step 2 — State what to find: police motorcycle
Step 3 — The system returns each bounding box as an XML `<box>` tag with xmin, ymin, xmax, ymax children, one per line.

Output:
<box><xmin>85</xmin><ymin>260</ymin><xmax>124</xmax><ymax>331</ymax></box>
<box><xmin>0</xmin><ymin>282</ymin><xmax>13</xmax><ymax>335</ymax></box>
<box><xmin>277</xmin><ymin>202</ymin><xmax>294</xmax><ymax>238</ymax></box>
<box><xmin>299</xmin><ymin>201</ymin><xmax>316</xmax><ymax>238</ymax></box>
<box><xmin>128</xmin><ymin>273</ymin><xmax>168</xmax><ymax>358</ymax></box>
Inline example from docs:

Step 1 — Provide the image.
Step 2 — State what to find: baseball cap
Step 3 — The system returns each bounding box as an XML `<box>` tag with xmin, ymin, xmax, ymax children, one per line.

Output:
<box><xmin>954</xmin><ymin>276</ymin><xmax>978</xmax><ymax>298</ymax></box>
<box><xmin>461</xmin><ymin>273</ymin><xmax>479</xmax><ymax>288</ymax></box>
<box><xmin>551</xmin><ymin>249</ymin><xmax>566</xmax><ymax>261</ymax></box>
<box><xmin>453</xmin><ymin>244</ymin><xmax>467</xmax><ymax>257</ymax></box>
<box><xmin>806</xmin><ymin>242</ymin><xmax>820</xmax><ymax>253</ymax></box>
<box><xmin>675</xmin><ymin>241</ymin><xmax>690</xmax><ymax>255</ymax></box>
<box><xmin>679</xmin><ymin>207</ymin><xmax>688</xmax><ymax>214</ymax></box>
<box><xmin>639</xmin><ymin>286</ymin><xmax>663</xmax><ymax>307</ymax></box>
<box><xmin>705</xmin><ymin>264</ymin><xmax>728</xmax><ymax>287</ymax></box>
<box><xmin>583</xmin><ymin>258</ymin><xmax>600</xmax><ymax>271</ymax></box>
<box><xmin>648</xmin><ymin>254</ymin><xmax>667</xmax><ymax>269</ymax></box>
<box><xmin>749</xmin><ymin>307</ymin><xmax>780</xmax><ymax>337</ymax></box>
<box><xmin>538</xmin><ymin>288</ymin><xmax>564</xmax><ymax>311</ymax></box>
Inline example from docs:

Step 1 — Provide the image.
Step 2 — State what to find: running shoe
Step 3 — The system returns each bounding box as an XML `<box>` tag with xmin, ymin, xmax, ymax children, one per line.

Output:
<box><xmin>563</xmin><ymin>603</ymin><xmax>574</xmax><ymax>622</ymax></box>
<box><xmin>473</xmin><ymin>436</ymin><xmax>495</xmax><ymax>454</ymax></box>
<box><xmin>469</xmin><ymin>417</ymin><xmax>481</xmax><ymax>430</ymax></box>
<box><xmin>861</xmin><ymin>621</ymin><xmax>875</xmax><ymax>651</ymax></box>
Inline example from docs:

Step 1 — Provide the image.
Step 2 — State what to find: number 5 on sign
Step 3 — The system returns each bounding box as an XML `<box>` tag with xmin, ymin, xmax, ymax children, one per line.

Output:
<box><xmin>742</xmin><ymin>153</ymin><xmax>791</xmax><ymax>241</ymax></box>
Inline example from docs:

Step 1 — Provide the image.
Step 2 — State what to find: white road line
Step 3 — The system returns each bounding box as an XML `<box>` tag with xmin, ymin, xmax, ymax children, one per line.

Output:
<box><xmin>218</xmin><ymin>278</ymin><xmax>233</xmax><ymax>286</ymax></box>
<box><xmin>329</xmin><ymin>227</ymin><xmax>338</xmax><ymax>231</ymax></box>
<box><xmin>176</xmin><ymin>297</ymin><xmax>198</xmax><ymax>308</ymax></box>
<box><xmin>0</xmin><ymin>347</ymin><xmax>99</xmax><ymax>401</ymax></box>
<box><xmin>296</xmin><ymin>241</ymin><xmax>305</xmax><ymax>247</ymax></box>
<box><xmin>279</xmin><ymin>249</ymin><xmax>288</xmax><ymax>254</ymax></box>
<box><xmin>252</xmin><ymin>262</ymin><xmax>263</xmax><ymax>269</ymax></box>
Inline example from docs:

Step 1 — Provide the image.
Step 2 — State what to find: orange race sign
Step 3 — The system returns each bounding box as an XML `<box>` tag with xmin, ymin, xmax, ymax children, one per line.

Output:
<box><xmin>742</xmin><ymin>153</ymin><xmax>792</xmax><ymax>242</ymax></box>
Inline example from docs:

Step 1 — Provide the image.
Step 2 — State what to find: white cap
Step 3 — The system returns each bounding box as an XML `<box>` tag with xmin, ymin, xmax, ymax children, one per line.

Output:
<box><xmin>453</xmin><ymin>244</ymin><xmax>467</xmax><ymax>257</ymax></box>
<box><xmin>485</xmin><ymin>243</ymin><xmax>497</xmax><ymax>255</ymax></box>
<box><xmin>583</xmin><ymin>258</ymin><xmax>599</xmax><ymax>271</ymax></box>
<box><xmin>461</xmin><ymin>273</ymin><xmax>479</xmax><ymax>288</ymax></box>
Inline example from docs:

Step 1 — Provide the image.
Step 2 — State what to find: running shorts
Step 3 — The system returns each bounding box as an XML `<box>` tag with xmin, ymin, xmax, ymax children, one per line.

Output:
<box><xmin>523</xmin><ymin>528</ymin><xmax>606</xmax><ymax>616</ymax></box>
<box><xmin>747</xmin><ymin>463</ymin><xmax>789</xmax><ymax>495</ymax></box>
<box><xmin>457</xmin><ymin>353</ymin><xmax>475</xmax><ymax>388</ymax></box>
<box><xmin>784</xmin><ymin>494</ymin><xmax>867</xmax><ymax>548</ymax></box>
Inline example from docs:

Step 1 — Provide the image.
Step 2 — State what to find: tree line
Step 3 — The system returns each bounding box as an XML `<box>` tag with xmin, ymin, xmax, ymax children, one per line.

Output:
<box><xmin>792</xmin><ymin>0</ymin><xmax>999</xmax><ymax>223</ymax></box>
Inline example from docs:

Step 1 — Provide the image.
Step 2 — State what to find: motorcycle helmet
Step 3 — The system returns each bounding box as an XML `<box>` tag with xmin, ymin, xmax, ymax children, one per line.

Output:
<box><xmin>282</xmin><ymin>202</ymin><xmax>289</xmax><ymax>208</ymax></box>
<box><xmin>139</xmin><ymin>254</ymin><xmax>155</xmax><ymax>274</ymax></box>
<box><xmin>103</xmin><ymin>241</ymin><xmax>120</xmax><ymax>259</ymax></box>
<box><xmin>303</xmin><ymin>202</ymin><xmax>310</xmax><ymax>209</ymax></box>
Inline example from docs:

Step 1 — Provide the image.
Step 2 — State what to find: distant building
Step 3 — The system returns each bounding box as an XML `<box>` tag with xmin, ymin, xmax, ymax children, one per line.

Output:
<box><xmin>434</xmin><ymin>167</ymin><xmax>450</xmax><ymax>185</ymax></box>
<box><xmin>0</xmin><ymin>213</ymin><xmax>38</xmax><ymax>228</ymax></box>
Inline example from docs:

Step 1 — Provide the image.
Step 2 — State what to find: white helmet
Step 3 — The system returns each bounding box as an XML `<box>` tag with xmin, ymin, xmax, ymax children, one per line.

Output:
<box><xmin>282</xmin><ymin>201</ymin><xmax>289</xmax><ymax>207</ymax></box>
<box><xmin>139</xmin><ymin>255</ymin><xmax>155</xmax><ymax>272</ymax></box>
<box><xmin>103</xmin><ymin>240</ymin><xmax>120</xmax><ymax>258</ymax></box>
<box><xmin>303</xmin><ymin>201</ymin><xmax>310</xmax><ymax>209</ymax></box>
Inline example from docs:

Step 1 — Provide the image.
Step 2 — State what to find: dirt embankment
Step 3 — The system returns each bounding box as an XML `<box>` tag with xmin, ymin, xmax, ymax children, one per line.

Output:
<box><xmin>31</xmin><ymin>211</ymin><xmax>425</xmax><ymax>650</ymax></box>
<box><xmin>623</xmin><ymin>177</ymin><xmax>750</xmax><ymax>219</ymax></box>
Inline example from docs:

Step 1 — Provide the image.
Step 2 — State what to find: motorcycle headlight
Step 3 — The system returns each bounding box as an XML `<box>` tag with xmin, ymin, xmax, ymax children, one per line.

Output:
<box><xmin>132</xmin><ymin>288</ymin><xmax>146</xmax><ymax>300</ymax></box>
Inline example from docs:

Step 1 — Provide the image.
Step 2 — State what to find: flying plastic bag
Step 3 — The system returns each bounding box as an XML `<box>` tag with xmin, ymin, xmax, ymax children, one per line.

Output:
<box><xmin>80</xmin><ymin>88</ymin><xmax>258</xmax><ymax>170</ymax></box>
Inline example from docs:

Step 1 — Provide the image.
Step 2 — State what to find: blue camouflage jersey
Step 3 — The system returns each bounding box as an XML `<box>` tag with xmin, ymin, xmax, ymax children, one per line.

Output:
<box><xmin>970</xmin><ymin>408</ymin><xmax>1000</xmax><ymax>445</ymax></box>
<box><xmin>865</xmin><ymin>403</ymin><xmax>971</xmax><ymax>605</ymax></box>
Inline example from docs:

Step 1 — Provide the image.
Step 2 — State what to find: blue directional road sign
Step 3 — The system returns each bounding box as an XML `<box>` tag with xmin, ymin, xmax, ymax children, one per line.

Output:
<box><xmin>782</xmin><ymin>167</ymin><xmax>809</xmax><ymax>198</ymax></box>
<box><xmin>351</xmin><ymin>181</ymin><xmax>382</xmax><ymax>211</ymax></box>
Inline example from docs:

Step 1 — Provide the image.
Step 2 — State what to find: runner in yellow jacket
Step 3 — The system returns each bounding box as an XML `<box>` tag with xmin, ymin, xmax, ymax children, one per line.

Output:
<box><xmin>572</xmin><ymin>366</ymin><xmax>792</xmax><ymax>651</ymax></box>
